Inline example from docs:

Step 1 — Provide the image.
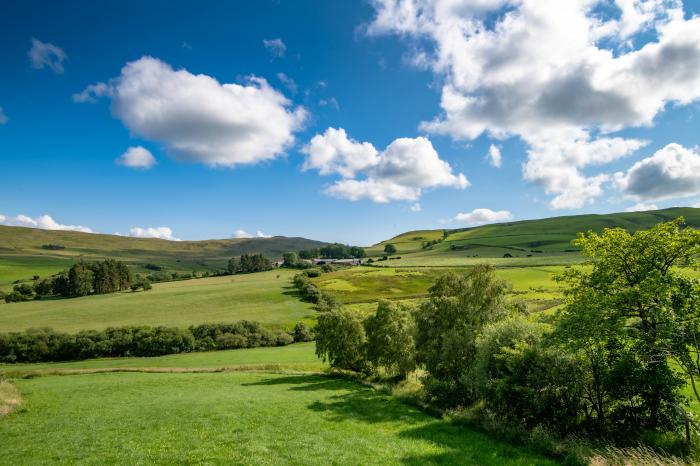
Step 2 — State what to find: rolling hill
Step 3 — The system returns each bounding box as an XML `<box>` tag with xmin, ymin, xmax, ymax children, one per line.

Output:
<box><xmin>0</xmin><ymin>226</ymin><xmax>326</xmax><ymax>287</ymax></box>
<box><xmin>367</xmin><ymin>207</ymin><xmax>700</xmax><ymax>266</ymax></box>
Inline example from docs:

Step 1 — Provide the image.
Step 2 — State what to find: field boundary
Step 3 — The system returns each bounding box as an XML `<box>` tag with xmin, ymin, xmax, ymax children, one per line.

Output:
<box><xmin>0</xmin><ymin>379</ymin><xmax>22</xmax><ymax>416</ymax></box>
<box><xmin>1</xmin><ymin>363</ymin><xmax>324</xmax><ymax>379</ymax></box>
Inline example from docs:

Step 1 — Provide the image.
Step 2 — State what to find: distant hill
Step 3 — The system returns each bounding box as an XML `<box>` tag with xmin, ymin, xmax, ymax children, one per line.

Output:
<box><xmin>0</xmin><ymin>226</ymin><xmax>327</xmax><ymax>286</ymax></box>
<box><xmin>367</xmin><ymin>207</ymin><xmax>700</xmax><ymax>260</ymax></box>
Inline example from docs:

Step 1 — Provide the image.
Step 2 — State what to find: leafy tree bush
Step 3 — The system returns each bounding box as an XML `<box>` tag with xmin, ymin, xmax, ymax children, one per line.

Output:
<box><xmin>315</xmin><ymin>309</ymin><xmax>369</xmax><ymax>372</ymax></box>
<box><xmin>554</xmin><ymin>217</ymin><xmax>698</xmax><ymax>435</ymax></box>
<box><xmin>471</xmin><ymin>316</ymin><xmax>584</xmax><ymax>434</ymax></box>
<box><xmin>33</xmin><ymin>278</ymin><xmax>54</xmax><ymax>297</ymax></box>
<box><xmin>0</xmin><ymin>320</ymin><xmax>295</xmax><ymax>363</ymax></box>
<box><xmin>228</xmin><ymin>253</ymin><xmax>273</xmax><ymax>274</ymax></box>
<box><xmin>384</xmin><ymin>244</ymin><xmax>397</xmax><ymax>254</ymax></box>
<box><xmin>364</xmin><ymin>300</ymin><xmax>417</xmax><ymax>378</ymax></box>
<box><xmin>293</xmin><ymin>322</ymin><xmax>313</xmax><ymax>342</ymax></box>
<box><xmin>282</xmin><ymin>252</ymin><xmax>299</xmax><ymax>268</ymax></box>
<box><xmin>5</xmin><ymin>283</ymin><xmax>35</xmax><ymax>302</ymax></box>
<box><xmin>415</xmin><ymin>265</ymin><xmax>508</xmax><ymax>406</ymax></box>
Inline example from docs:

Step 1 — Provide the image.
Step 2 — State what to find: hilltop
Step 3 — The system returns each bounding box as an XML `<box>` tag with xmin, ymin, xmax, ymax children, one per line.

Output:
<box><xmin>366</xmin><ymin>207</ymin><xmax>700</xmax><ymax>266</ymax></box>
<box><xmin>0</xmin><ymin>226</ymin><xmax>326</xmax><ymax>287</ymax></box>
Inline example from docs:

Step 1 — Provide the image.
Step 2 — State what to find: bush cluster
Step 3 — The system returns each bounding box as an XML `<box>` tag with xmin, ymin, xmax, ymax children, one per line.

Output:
<box><xmin>314</xmin><ymin>218</ymin><xmax>700</xmax><ymax>451</ymax></box>
<box><xmin>0</xmin><ymin>320</ymin><xmax>299</xmax><ymax>363</ymax></box>
<box><xmin>291</xmin><ymin>269</ymin><xmax>340</xmax><ymax>312</ymax></box>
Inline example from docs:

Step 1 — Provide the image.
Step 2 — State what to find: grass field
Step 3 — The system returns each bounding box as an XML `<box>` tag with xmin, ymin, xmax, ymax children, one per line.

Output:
<box><xmin>0</xmin><ymin>342</ymin><xmax>323</xmax><ymax>375</ymax></box>
<box><xmin>0</xmin><ymin>370</ymin><xmax>557</xmax><ymax>465</ymax></box>
<box><xmin>0</xmin><ymin>270</ymin><xmax>314</xmax><ymax>332</ymax></box>
<box><xmin>314</xmin><ymin>266</ymin><xmax>566</xmax><ymax>314</ymax></box>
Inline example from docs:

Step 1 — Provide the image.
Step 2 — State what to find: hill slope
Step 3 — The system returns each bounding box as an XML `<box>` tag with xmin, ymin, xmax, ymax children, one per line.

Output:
<box><xmin>0</xmin><ymin>226</ymin><xmax>326</xmax><ymax>287</ymax></box>
<box><xmin>367</xmin><ymin>207</ymin><xmax>700</xmax><ymax>265</ymax></box>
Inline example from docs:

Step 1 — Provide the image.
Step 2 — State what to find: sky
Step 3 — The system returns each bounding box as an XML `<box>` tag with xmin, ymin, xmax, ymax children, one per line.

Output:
<box><xmin>1</xmin><ymin>0</ymin><xmax>700</xmax><ymax>245</ymax></box>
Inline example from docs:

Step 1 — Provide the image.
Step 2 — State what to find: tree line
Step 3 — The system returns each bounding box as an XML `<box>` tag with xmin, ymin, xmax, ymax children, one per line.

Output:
<box><xmin>314</xmin><ymin>218</ymin><xmax>700</xmax><ymax>453</ymax></box>
<box><xmin>2</xmin><ymin>259</ymin><xmax>146</xmax><ymax>303</ymax></box>
<box><xmin>0</xmin><ymin>320</ymin><xmax>313</xmax><ymax>363</ymax></box>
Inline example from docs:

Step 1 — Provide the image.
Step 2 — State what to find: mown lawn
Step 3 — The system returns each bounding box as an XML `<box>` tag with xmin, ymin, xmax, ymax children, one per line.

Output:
<box><xmin>0</xmin><ymin>371</ymin><xmax>558</xmax><ymax>465</ymax></box>
<box><xmin>0</xmin><ymin>270</ymin><xmax>314</xmax><ymax>332</ymax></box>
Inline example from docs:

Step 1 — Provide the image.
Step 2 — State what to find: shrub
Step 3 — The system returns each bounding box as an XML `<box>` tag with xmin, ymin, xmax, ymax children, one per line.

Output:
<box><xmin>315</xmin><ymin>309</ymin><xmax>369</xmax><ymax>373</ymax></box>
<box><xmin>293</xmin><ymin>322</ymin><xmax>313</xmax><ymax>342</ymax></box>
<box><xmin>364</xmin><ymin>300</ymin><xmax>417</xmax><ymax>378</ymax></box>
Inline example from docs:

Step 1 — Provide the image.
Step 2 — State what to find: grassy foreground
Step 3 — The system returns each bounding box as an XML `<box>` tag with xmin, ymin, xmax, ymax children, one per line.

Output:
<box><xmin>0</xmin><ymin>270</ymin><xmax>314</xmax><ymax>332</ymax></box>
<box><xmin>0</xmin><ymin>370</ymin><xmax>557</xmax><ymax>465</ymax></box>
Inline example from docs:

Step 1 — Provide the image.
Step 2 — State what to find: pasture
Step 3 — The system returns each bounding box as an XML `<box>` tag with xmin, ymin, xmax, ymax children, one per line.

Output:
<box><xmin>0</xmin><ymin>369</ymin><xmax>557</xmax><ymax>465</ymax></box>
<box><xmin>0</xmin><ymin>270</ymin><xmax>314</xmax><ymax>332</ymax></box>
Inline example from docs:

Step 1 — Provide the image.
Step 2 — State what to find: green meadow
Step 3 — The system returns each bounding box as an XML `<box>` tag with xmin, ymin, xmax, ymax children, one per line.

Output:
<box><xmin>0</xmin><ymin>360</ymin><xmax>556</xmax><ymax>465</ymax></box>
<box><xmin>0</xmin><ymin>270</ymin><xmax>314</xmax><ymax>332</ymax></box>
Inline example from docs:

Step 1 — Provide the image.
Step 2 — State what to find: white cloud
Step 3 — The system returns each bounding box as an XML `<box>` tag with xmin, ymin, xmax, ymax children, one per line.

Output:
<box><xmin>76</xmin><ymin>56</ymin><xmax>306</xmax><ymax>167</ymax></box>
<box><xmin>615</xmin><ymin>143</ymin><xmax>700</xmax><ymax>201</ymax></box>
<box><xmin>486</xmin><ymin>144</ymin><xmax>501</xmax><ymax>168</ymax></box>
<box><xmin>232</xmin><ymin>229</ymin><xmax>272</xmax><ymax>239</ymax></box>
<box><xmin>367</xmin><ymin>0</ymin><xmax>700</xmax><ymax>208</ymax></box>
<box><xmin>116</xmin><ymin>146</ymin><xmax>157</xmax><ymax>169</ymax></box>
<box><xmin>263</xmin><ymin>38</ymin><xmax>287</xmax><ymax>58</ymax></box>
<box><xmin>410</xmin><ymin>202</ymin><xmax>422</xmax><ymax>212</ymax></box>
<box><xmin>28</xmin><ymin>38</ymin><xmax>67</xmax><ymax>73</ymax></box>
<box><xmin>454</xmin><ymin>208</ymin><xmax>513</xmax><ymax>225</ymax></box>
<box><xmin>276</xmin><ymin>72</ymin><xmax>298</xmax><ymax>94</ymax></box>
<box><xmin>0</xmin><ymin>213</ymin><xmax>92</xmax><ymax>233</ymax></box>
<box><xmin>319</xmin><ymin>97</ymin><xmax>340</xmax><ymax>110</ymax></box>
<box><xmin>626</xmin><ymin>202</ymin><xmax>658</xmax><ymax>212</ymax></box>
<box><xmin>128</xmin><ymin>226</ymin><xmax>180</xmax><ymax>241</ymax></box>
<box><xmin>72</xmin><ymin>82</ymin><xmax>110</xmax><ymax>103</ymax></box>
<box><xmin>0</xmin><ymin>106</ymin><xmax>7</xmax><ymax>124</ymax></box>
<box><xmin>304</xmin><ymin>128</ymin><xmax>468</xmax><ymax>202</ymax></box>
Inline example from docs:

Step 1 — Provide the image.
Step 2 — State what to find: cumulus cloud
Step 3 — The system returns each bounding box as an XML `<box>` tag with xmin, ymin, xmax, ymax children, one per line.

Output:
<box><xmin>116</xmin><ymin>146</ymin><xmax>157</xmax><ymax>169</ymax></box>
<box><xmin>28</xmin><ymin>38</ymin><xmax>67</xmax><ymax>73</ymax></box>
<box><xmin>410</xmin><ymin>202</ymin><xmax>422</xmax><ymax>212</ymax></box>
<box><xmin>128</xmin><ymin>226</ymin><xmax>180</xmax><ymax>241</ymax></box>
<box><xmin>453</xmin><ymin>208</ymin><xmax>513</xmax><ymax>225</ymax></box>
<box><xmin>626</xmin><ymin>202</ymin><xmax>659</xmax><ymax>212</ymax></box>
<box><xmin>367</xmin><ymin>0</ymin><xmax>700</xmax><ymax>208</ymax></box>
<box><xmin>232</xmin><ymin>229</ymin><xmax>272</xmax><ymax>239</ymax></box>
<box><xmin>0</xmin><ymin>213</ymin><xmax>92</xmax><ymax>233</ymax></box>
<box><xmin>615</xmin><ymin>143</ymin><xmax>700</xmax><ymax>201</ymax></box>
<box><xmin>75</xmin><ymin>56</ymin><xmax>306</xmax><ymax>167</ymax></box>
<box><xmin>72</xmin><ymin>82</ymin><xmax>110</xmax><ymax>103</ymax></box>
<box><xmin>486</xmin><ymin>144</ymin><xmax>501</xmax><ymax>168</ymax></box>
<box><xmin>0</xmin><ymin>106</ymin><xmax>7</xmax><ymax>124</ymax></box>
<box><xmin>263</xmin><ymin>38</ymin><xmax>287</xmax><ymax>58</ymax></box>
<box><xmin>304</xmin><ymin>128</ymin><xmax>468</xmax><ymax>202</ymax></box>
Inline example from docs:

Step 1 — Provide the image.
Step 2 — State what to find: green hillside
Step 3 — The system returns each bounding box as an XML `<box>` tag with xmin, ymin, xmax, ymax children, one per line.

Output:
<box><xmin>368</xmin><ymin>207</ymin><xmax>700</xmax><ymax>266</ymax></box>
<box><xmin>0</xmin><ymin>226</ymin><xmax>326</xmax><ymax>287</ymax></box>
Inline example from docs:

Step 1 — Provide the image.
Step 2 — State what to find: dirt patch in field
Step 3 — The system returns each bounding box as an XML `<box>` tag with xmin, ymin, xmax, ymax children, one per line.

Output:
<box><xmin>0</xmin><ymin>379</ymin><xmax>22</xmax><ymax>416</ymax></box>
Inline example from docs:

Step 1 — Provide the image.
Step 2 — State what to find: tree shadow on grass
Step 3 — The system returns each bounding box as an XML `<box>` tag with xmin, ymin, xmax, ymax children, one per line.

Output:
<box><xmin>243</xmin><ymin>374</ymin><xmax>556</xmax><ymax>465</ymax></box>
<box><xmin>241</xmin><ymin>374</ymin><xmax>356</xmax><ymax>392</ymax></box>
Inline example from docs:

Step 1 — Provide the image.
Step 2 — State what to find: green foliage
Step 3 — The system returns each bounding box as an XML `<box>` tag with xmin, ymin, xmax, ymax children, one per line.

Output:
<box><xmin>293</xmin><ymin>322</ymin><xmax>313</xmax><ymax>342</ymax></box>
<box><xmin>4</xmin><ymin>283</ymin><xmax>35</xmax><ymax>302</ymax></box>
<box><xmin>319</xmin><ymin>243</ymin><xmax>365</xmax><ymax>259</ymax></box>
<box><xmin>384</xmin><ymin>243</ymin><xmax>398</xmax><ymax>254</ymax></box>
<box><xmin>364</xmin><ymin>300</ymin><xmax>417</xmax><ymax>378</ymax></box>
<box><xmin>415</xmin><ymin>265</ymin><xmax>509</xmax><ymax>406</ymax></box>
<box><xmin>315</xmin><ymin>308</ymin><xmax>369</xmax><ymax>372</ymax></box>
<box><xmin>33</xmin><ymin>278</ymin><xmax>54</xmax><ymax>297</ymax></box>
<box><xmin>228</xmin><ymin>253</ymin><xmax>273</xmax><ymax>274</ymax></box>
<box><xmin>471</xmin><ymin>317</ymin><xmax>584</xmax><ymax>434</ymax></box>
<box><xmin>298</xmin><ymin>248</ymin><xmax>319</xmax><ymax>260</ymax></box>
<box><xmin>67</xmin><ymin>262</ymin><xmax>95</xmax><ymax>297</ymax></box>
<box><xmin>0</xmin><ymin>320</ymin><xmax>294</xmax><ymax>363</ymax></box>
<box><xmin>282</xmin><ymin>251</ymin><xmax>299</xmax><ymax>267</ymax></box>
<box><xmin>555</xmin><ymin>217</ymin><xmax>700</xmax><ymax>435</ymax></box>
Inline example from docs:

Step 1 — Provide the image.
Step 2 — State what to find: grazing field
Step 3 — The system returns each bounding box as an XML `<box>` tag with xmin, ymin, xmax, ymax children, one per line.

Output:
<box><xmin>366</xmin><ymin>207</ymin><xmax>700</xmax><ymax>267</ymax></box>
<box><xmin>314</xmin><ymin>266</ymin><xmax>566</xmax><ymax>314</ymax></box>
<box><xmin>0</xmin><ymin>370</ymin><xmax>557</xmax><ymax>465</ymax></box>
<box><xmin>0</xmin><ymin>270</ymin><xmax>314</xmax><ymax>332</ymax></box>
<box><xmin>0</xmin><ymin>342</ymin><xmax>322</xmax><ymax>375</ymax></box>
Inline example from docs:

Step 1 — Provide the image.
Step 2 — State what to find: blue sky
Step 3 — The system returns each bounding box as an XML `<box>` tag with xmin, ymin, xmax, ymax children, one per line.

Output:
<box><xmin>1</xmin><ymin>0</ymin><xmax>700</xmax><ymax>245</ymax></box>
